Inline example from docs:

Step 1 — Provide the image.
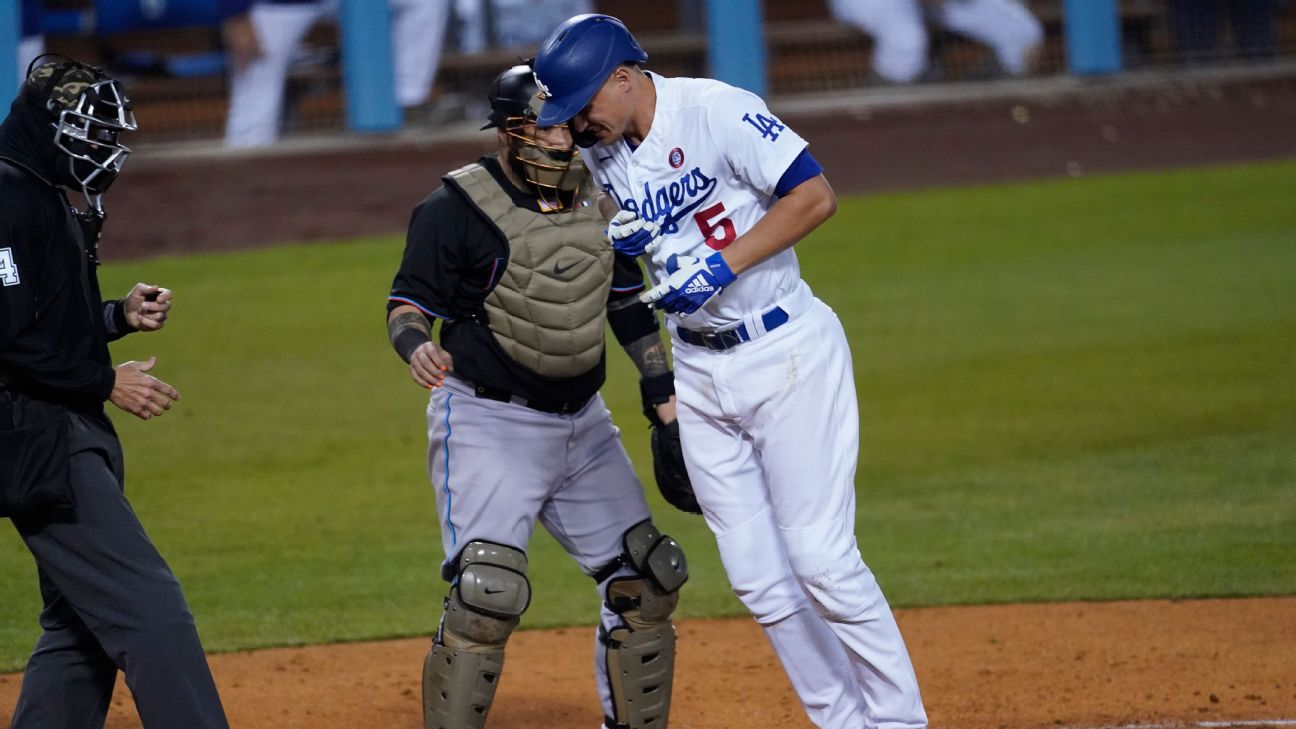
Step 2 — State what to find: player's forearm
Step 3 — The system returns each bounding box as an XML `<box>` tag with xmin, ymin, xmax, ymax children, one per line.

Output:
<box><xmin>387</xmin><ymin>305</ymin><xmax>433</xmax><ymax>364</ymax></box>
<box><xmin>597</xmin><ymin>193</ymin><xmax>620</xmax><ymax>222</ymax></box>
<box><xmin>721</xmin><ymin>175</ymin><xmax>837</xmax><ymax>275</ymax></box>
<box><xmin>607</xmin><ymin>296</ymin><xmax>667</xmax><ymax>378</ymax></box>
<box><xmin>626</xmin><ymin>333</ymin><xmax>675</xmax><ymax>426</ymax></box>
<box><xmin>622</xmin><ymin>333</ymin><xmax>670</xmax><ymax>380</ymax></box>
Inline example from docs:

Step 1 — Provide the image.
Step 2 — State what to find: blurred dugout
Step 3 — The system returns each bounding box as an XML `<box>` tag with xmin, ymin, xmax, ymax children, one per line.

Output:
<box><xmin>12</xmin><ymin>0</ymin><xmax>1296</xmax><ymax>143</ymax></box>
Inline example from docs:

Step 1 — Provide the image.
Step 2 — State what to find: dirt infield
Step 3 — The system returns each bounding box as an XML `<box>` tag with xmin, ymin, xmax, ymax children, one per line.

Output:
<box><xmin>1</xmin><ymin>598</ymin><xmax>1292</xmax><ymax>728</ymax></box>
<box><xmin>99</xmin><ymin>70</ymin><xmax>1296</xmax><ymax>262</ymax></box>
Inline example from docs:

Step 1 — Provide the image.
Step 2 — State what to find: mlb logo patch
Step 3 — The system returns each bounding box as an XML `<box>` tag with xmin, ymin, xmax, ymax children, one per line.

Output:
<box><xmin>668</xmin><ymin>147</ymin><xmax>685</xmax><ymax>169</ymax></box>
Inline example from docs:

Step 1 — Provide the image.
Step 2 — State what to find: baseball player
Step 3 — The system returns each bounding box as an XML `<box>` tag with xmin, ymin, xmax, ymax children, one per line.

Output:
<box><xmin>385</xmin><ymin>63</ymin><xmax>691</xmax><ymax>729</ymax></box>
<box><xmin>1</xmin><ymin>57</ymin><xmax>228</xmax><ymax>728</ymax></box>
<box><xmin>829</xmin><ymin>0</ymin><xmax>1044</xmax><ymax>83</ymax></box>
<box><xmin>218</xmin><ymin>0</ymin><xmax>450</xmax><ymax>148</ymax></box>
<box><xmin>534</xmin><ymin>15</ymin><xmax>927</xmax><ymax>729</ymax></box>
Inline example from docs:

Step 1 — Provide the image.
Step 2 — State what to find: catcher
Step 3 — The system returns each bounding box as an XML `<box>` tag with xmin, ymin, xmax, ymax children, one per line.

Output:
<box><xmin>385</xmin><ymin>62</ymin><xmax>696</xmax><ymax>729</ymax></box>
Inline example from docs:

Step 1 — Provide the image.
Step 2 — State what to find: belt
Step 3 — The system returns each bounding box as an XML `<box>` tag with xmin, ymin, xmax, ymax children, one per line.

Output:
<box><xmin>469</xmin><ymin>382</ymin><xmax>592</xmax><ymax>415</ymax></box>
<box><xmin>676</xmin><ymin>306</ymin><xmax>790</xmax><ymax>352</ymax></box>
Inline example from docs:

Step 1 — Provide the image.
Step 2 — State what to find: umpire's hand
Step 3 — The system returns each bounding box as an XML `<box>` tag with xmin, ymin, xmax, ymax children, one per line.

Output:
<box><xmin>409</xmin><ymin>341</ymin><xmax>454</xmax><ymax>389</ymax></box>
<box><xmin>122</xmin><ymin>283</ymin><xmax>172</xmax><ymax>332</ymax></box>
<box><xmin>110</xmin><ymin>357</ymin><xmax>180</xmax><ymax>421</ymax></box>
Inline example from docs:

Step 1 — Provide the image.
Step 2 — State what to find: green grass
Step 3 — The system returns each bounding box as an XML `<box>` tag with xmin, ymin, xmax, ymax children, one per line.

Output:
<box><xmin>2</xmin><ymin>160</ymin><xmax>1294</xmax><ymax>670</ymax></box>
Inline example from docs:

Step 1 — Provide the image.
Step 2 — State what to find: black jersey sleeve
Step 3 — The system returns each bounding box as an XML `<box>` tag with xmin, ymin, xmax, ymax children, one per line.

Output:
<box><xmin>608</xmin><ymin>251</ymin><xmax>646</xmax><ymax>300</ymax></box>
<box><xmin>606</xmin><ymin>252</ymin><xmax>659</xmax><ymax>347</ymax></box>
<box><xmin>387</xmin><ymin>187</ymin><xmax>467</xmax><ymax>321</ymax></box>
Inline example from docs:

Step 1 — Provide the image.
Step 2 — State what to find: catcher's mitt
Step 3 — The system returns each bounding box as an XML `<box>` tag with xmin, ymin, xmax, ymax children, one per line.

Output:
<box><xmin>640</xmin><ymin>371</ymin><xmax>701</xmax><ymax>514</ymax></box>
<box><xmin>649</xmin><ymin>419</ymin><xmax>701</xmax><ymax>514</ymax></box>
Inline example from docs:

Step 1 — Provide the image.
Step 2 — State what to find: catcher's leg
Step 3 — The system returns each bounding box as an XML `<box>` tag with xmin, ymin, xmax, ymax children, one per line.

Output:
<box><xmin>594</xmin><ymin>520</ymin><xmax>688</xmax><ymax>729</ymax></box>
<box><xmin>423</xmin><ymin>541</ymin><xmax>530</xmax><ymax>729</ymax></box>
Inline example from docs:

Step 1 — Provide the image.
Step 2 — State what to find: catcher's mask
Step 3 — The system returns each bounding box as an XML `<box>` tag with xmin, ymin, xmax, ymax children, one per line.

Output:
<box><xmin>23</xmin><ymin>55</ymin><xmax>138</xmax><ymax>212</ymax></box>
<box><xmin>485</xmin><ymin>63</ymin><xmax>585</xmax><ymax>212</ymax></box>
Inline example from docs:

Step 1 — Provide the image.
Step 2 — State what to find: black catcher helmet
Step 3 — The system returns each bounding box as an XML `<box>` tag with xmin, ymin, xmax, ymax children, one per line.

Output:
<box><xmin>481</xmin><ymin>62</ymin><xmax>539</xmax><ymax>131</ymax></box>
<box><xmin>22</xmin><ymin>55</ymin><xmax>138</xmax><ymax>210</ymax></box>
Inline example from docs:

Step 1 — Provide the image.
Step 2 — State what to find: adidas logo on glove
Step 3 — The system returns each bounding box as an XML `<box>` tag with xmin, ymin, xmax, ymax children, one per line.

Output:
<box><xmin>683</xmin><ymin>274</ymin><xmax>714</xmax><ymax>295</ymax></box>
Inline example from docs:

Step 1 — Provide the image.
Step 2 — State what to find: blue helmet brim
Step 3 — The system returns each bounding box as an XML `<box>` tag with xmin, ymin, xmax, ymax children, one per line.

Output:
<box><xmin>533</xmin><ymin>14</ymin><xmax>646</xmax><ymax>128</ymax></box>
<box><xmin>534</xmin><ymin>75</ymin><xmax>605</xmax><ymax>127</ymax></box>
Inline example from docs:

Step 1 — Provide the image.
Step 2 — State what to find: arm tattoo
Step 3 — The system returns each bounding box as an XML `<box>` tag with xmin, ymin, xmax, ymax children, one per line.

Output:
<box><xmin>387</xmin><ymin>310</ymin><xmax>431</xmax><ymax>347</ymax></box>
<box><xmin>625</xmin><ymin>334</ymin><xmax>670</xmax><ymax>379</ymax></box>
<box><xmin>389</xmin><ymin>310</ymin><xmax>434</xmax><ymax>363</ymax></box>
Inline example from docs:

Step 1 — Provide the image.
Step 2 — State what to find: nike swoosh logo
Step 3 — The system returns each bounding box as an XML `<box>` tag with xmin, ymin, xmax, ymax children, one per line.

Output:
<box><xmin>553</xmin><ymin>260</ymin><xmax>577</xmax><ymax>276</ymax></box>
<box><xmin>483</xmin><ymin>587</ymin><xmax>505</xmax><ymax>595</ymax></box>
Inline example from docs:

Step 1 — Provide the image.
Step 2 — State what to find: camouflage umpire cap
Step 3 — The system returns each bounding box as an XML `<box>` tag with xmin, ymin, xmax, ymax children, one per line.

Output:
<box><xmin>26</xmin><ymin>62</ymin><xmax>101</xmax><ymax>115</ymax></box>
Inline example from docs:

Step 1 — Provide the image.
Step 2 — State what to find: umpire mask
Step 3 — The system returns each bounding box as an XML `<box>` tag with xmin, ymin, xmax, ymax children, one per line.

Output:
<box><xmin>24</xmin><ymin>57</ymin><xmax>138</xmax><ymax>212</ymax></box>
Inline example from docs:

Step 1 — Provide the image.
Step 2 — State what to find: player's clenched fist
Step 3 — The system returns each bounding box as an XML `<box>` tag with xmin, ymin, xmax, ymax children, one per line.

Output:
<box><xmin>109</xmin><ymin>357</ymin><xmax>180</xmax><ymax>420</ymax></box>
<box><xmin>606</xmin><ymin>210</ymin><xmax>660</xmax><ymax>257</ymax></box>
<box><xmin>640</xmin><ymin>252</ymin><xmax>737</xmax><ymax>315</ymax></box>
<box><xmin>409</xmin><ymin>341</ymin><xmax>454</xmax><ymax>389</ymax></box>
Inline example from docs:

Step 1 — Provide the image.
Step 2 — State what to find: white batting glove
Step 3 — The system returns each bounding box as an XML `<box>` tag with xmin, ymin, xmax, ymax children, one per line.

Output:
<box><xmin>607</xmin><ymin>210</ymin><xmax>660</xmax><ymax>257</ymax></box>
<box><xmin>639</xmin><ymin>253</ymin><xmax>737</xmax><ymax>315</ymax></box>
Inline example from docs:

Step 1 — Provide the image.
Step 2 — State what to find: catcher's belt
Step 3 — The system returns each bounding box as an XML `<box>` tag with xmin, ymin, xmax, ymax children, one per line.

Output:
<box><xmin>458</xmin><ymin>376</ymin><xmax>593</xmax><ymax>415</ymax></box>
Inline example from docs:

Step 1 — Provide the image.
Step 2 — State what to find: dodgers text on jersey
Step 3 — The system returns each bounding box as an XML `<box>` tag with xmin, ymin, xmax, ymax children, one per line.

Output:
<box><xmin>604</xmin><ymin>166</ymin><xmax>717</xmax><ymax>236</ymax></box>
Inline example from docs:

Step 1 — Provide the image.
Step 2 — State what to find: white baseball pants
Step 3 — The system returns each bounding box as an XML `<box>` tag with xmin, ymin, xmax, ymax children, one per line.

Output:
<box><xmin>225</xmin><ymin>0</ymin><xmax>448</xmax><ymax>148</ymax></box>
<box><xmin>829</xmin><ymin>0</ymin><xmax>1043</xmax><ymax>83</ymax></box>
<box><xmin>672</xmin><ymin>284</ymin><xmax>927</xmax><ymax>729</ymax></box>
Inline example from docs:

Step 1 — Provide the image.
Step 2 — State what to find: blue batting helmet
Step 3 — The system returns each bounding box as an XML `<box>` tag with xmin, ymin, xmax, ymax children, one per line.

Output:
<box><xmin>533</xmin><ymin>14</ymin><xmax>647</xmax><ymax>127</ymax></box>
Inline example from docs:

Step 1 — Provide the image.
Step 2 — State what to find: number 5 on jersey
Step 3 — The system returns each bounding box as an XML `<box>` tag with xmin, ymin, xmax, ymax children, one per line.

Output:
<box><xmin>694</xmin><ymin>203</ymin><xmax>736</xmax><ymax>250</ymax></box>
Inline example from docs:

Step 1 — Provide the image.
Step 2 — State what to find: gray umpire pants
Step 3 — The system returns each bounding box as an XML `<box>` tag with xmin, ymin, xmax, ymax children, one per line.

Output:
<box><xmin>8</xmin><ymin>412</ymin><xmax>229</xmax><ymax>729</ymax></box>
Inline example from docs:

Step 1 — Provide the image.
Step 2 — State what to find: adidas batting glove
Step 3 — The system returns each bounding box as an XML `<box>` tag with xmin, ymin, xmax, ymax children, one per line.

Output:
<box><xmin>640</xmin><ymin>252</ymin><xmax>737</xmax><ymax>315</ymax></box>
<box><xmin>607</xmin><ymin>210</ymin><xmax>660</xmax><ymax>257</ymax></box>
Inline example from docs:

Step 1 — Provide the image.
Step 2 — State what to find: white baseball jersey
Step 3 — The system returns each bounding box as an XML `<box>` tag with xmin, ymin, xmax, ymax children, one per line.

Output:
<box><xmin>582</xmin><ymin>73</ymin><xmax>808</xmax><ymax>329</ymax></box>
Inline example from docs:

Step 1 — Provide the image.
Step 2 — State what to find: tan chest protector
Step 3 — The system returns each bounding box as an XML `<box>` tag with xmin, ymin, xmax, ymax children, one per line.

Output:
<box><xmin>446</xmin><ymin>163</ymin><xmax>612</xmax><ymax>378</ymax></box>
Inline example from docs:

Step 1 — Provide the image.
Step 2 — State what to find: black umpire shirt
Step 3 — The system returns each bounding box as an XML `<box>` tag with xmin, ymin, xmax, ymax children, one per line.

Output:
<box><xmin>388</xmin><ymin>155</ymin><xmax>648</xmax><ymax>407</ymax></box>
<box><xmin>0</xmin><ymin>97</ymin><xmax>128</xmax><ymax>424</ymax></box>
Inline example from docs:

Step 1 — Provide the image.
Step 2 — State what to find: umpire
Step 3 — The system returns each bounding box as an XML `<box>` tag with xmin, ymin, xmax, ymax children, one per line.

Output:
<box><xmin>0</xmin><ymin>58</ymin><xmax>230</xmax><ymax>728</ymax></box>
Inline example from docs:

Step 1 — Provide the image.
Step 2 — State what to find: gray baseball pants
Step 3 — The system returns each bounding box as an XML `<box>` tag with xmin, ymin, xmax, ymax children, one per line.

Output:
<box><xmin>8</xmin><ymin>412</ymin><xmax>229</xmax><ymax>729</ymax></box>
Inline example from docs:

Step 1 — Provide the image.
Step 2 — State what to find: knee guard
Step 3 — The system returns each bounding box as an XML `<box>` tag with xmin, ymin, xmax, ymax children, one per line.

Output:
<box><xmin>423</xmin><ymin>541</ymin><xmax>530</xmax><ymax>729</ymax></box>
<box><xmin>597</xmin><ymin>520</ymin><xmax>687</xmax><ymax>729</ymax></box>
